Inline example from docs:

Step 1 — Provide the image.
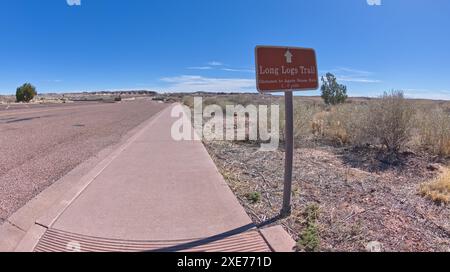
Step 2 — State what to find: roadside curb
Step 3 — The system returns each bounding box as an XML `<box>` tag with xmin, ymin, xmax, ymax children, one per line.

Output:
<box><xmin>0</xmin><ymin>104</ymin><xmax>170</xmax><ymax>252</ymax></box>
<box><xmin>260</xmin><ymin>225</ymin><xmax>296</xmax><ymax>252</ymax></box>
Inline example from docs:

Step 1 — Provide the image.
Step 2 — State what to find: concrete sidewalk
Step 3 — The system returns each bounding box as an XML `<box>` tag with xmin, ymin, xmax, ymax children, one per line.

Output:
<box><xmin>12</xmin><ymin>104</ymin><xmax>293</xmax><ymax>252</ymax></box>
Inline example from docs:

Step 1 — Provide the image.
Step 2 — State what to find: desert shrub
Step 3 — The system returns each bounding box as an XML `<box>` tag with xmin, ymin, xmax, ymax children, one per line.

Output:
<box><xmin>152</xmin><ymin>96</ymin><xmax>166</xmax><ymax>101</ymax></box>
<box><xmin>420</xmin><ymin>167</ymin><xmax>450</xmax><ymax>204</ymax></box>
<box><xmin>16</xmin><ymin>83</ymin><xmax>37</xmax><ymax>102</ymax></box>
<box><xmin>298</xmin><ymin>223</ymin><xmax>320</xmax><ymax>252</ymax></box>
<box><xmin>207</xmin><ymin>97</ymin><xmax>240</xmax><ymax>111</ymax></box>
<box><xmin>320</xmin><ymin>73</ymin><xmax>348</xmax><ymax>105</ymax></box>
<box><xmin>414</xmin><ymin>107</ymin><xmax>450</xmax><ymax>156</ymax></box>
<box><xmin>363</xmin><ymin>90</ymin><xmax>414</xmax><ymax>153</ymax></box>
<box><xmin>311</xmin><ymin>103</ymin><xmax>369</xmax><ymax>145</ymax></box>
<box><xmin>297</xmin><ymin>204</ymin><xmax>320</xmax><ymax>252</ymax></box>
<box><xmin>183</xmin><ymin>95</ymin><xmax>282</xmax><ymax>144</ymax></box>
<box><xmin>331</xmin><ymin>104</ymin><xmax>369</xmax><ymax>145</ymax></box>
<box><xmin>246</xmin><ymin>191</ymin><xmax>261</xmax><ymax>204</ymax></box>
<box><xmin>226</xmin><ymin>94</ymin><xmax>254</xmax><ymax>106</ymax></box>
<box><xmin>181</xmin><ymin>96</ymin><xmax>194</xmax><ymax>108</ymax></box>
<box><xmin>282</xmin><ymin>101</ymin><xmax>322</xmax><ymax>144</ymax></box>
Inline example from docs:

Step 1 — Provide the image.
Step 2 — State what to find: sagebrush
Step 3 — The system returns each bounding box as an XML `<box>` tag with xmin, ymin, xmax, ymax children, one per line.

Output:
<box><xmin>182</xmin><ymin>92</ymin><xmax>450</xmax><ymax>158</ymax></box>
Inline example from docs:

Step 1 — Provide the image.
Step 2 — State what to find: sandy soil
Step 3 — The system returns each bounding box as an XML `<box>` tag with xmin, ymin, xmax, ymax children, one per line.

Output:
<box><xmin>205</xmin><ymin>140</ymin><xmax>450</xmax><ymax>252</ymax></box>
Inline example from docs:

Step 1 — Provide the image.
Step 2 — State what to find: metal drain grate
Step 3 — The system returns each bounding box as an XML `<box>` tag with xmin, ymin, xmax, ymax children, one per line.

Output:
<box><xmin>34</xmin><ymin>228</ymin><xmax>272</xmax><ymax>252</ymax></box>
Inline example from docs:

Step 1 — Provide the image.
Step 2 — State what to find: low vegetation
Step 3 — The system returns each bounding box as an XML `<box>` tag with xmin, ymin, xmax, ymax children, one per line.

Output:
<box><xmin>420</xmin><ymin>167</ymin><xmax>450</xmax><ymax>204</ymax></box>
<box><xmin>246</xmin><ymin>191</ymin><xmax>262</xmax><ymax>204</ymax></box>
<box><xmin>415</xmin><ymin>107</ymin><xmax>450</xmax><ymax>156</ymax></box>
<box><xmin>181</xmin><ymin>91</ymin><xmax>450</xmax><ymax>205</ymax></box>
<box><xmin>301</xmin><ymin>91</ymin><xmax>448</xmax><ymax>158</ymax></box>
<box><xmin>365</xmin><ymin>90</ymin><xmax>414</xmax><ymax>154</ymax></box>
<box><xmin>183</xmin><ymin>90</ymin><xmax>450</xmax><ymax>158</ymax></box>
<box><xmin>297</xmin><ymin>204</ymin><xmax>320</xmax><ymax>252</ymax></box>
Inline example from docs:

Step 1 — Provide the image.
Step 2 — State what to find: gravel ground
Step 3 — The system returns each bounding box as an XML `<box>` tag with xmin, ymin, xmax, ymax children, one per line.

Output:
<box><xmin>205</xmin><ymin>140</ymin><xmax>450</xmax><ymax>252</ymax></box>
<box><xmin>0</xmin><ymin>100</ymin><xmax>167</xmax><ymax>222</ymax></box>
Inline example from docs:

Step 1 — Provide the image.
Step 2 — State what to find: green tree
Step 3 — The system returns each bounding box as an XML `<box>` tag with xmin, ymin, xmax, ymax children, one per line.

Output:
<box><xmin>16</xmin><ymin>83</ymin><xmax>37</xmax><ymax>102</ymax></box>
<box><xmin>320</xmin><ymin>73</ymin><xmax>348</xmax><ymax>105</ymax></box>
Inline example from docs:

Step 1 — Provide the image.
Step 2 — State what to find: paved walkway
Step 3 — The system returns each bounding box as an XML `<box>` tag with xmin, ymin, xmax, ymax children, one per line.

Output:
<box><xmin>14</xmin><ymin>104</ymin><xmax>277</xmax><ymax>252</ymax></box>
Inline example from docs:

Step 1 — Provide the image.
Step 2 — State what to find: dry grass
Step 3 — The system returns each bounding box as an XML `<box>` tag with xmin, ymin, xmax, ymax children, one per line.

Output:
<box><xmin>281</xmin><ymin>100</ymin><xmax>321</xmax><ymax>143</ymax></box>
<box><xmin>420</xmin><ymin>167</ymin><xmax>450</xmax><ymax>204</ymax></box>
<box><xmin>180</xmin><ymin>93</ymin><xmax>450</xmax><ymax>158</ymax></box>
<box><xmin>414</xmin><ymin>107</ymin><xmax>450</xmax><ymax>156</ymax></box>
<box><xmin>311</xmin><ymin>103</ymin><xmax>369</xmax><ymax>145</ymax></box>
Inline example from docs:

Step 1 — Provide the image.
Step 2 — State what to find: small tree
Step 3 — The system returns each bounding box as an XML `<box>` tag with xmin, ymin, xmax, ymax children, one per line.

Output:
<box><xmin>16</xmin><ymin>83</ymin><xmax>37</xmax><ymax>102</ymax></box>
<box><xmin>320</xmin><ymin>73</ymin><xmax>348</xmax><ymax>105</ymax></box>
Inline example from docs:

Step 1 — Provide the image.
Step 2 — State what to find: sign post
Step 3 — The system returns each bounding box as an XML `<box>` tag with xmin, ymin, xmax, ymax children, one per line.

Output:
<box><xmin>282</xmin><ymin>91</ymin><xmax>294</xmax><ymax>215</ymax></box>
<box><xmin>255</xmin><ymin>46</ymin><xmax>318</xmax><ymax>216</ymax></box>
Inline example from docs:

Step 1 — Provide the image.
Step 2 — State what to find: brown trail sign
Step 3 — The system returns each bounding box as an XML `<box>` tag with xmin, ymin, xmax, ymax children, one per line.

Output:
<box><xmin>255</xmin><ymin>46</ymin><xmax>318</xmax><ymax>92</ymax></box>
<box><xmin>255</xmin><ymin>46</ymin><xmax>319</xmax><ymax>216</ymax></box>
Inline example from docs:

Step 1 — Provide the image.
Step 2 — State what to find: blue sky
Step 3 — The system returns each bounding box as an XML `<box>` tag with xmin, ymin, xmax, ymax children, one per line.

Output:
<box><xmin>0</xmin><ymin>0</ymin><xmax>449</xmax><ymax>99</ymax></box>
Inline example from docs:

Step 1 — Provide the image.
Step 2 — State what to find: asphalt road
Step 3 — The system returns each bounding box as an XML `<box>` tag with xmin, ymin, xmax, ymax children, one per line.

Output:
<box><xmin>0</xmin><ymin>100</ymin><xmax>168</xmax><ymax>223</ymax></box>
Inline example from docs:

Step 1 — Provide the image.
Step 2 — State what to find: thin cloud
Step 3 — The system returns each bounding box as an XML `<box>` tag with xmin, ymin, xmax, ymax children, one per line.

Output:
<box><xmin>322</xmin><ymin>67</ymin><xmax>381</xmax><ymax>83</ymax></box>
<box><xmin>66</xmin><ymin>0</ymin><xmax>81</xmax><ymax>6</ymax></box>
<box><xmin>208</xmin><ymin>61</ymin><xmax>223</xmax><ymax>66</ymax></box>
<box><xmin>331</xmin><ymin>67</ymin><xmax>373</xmax><ymax>76</ymax></box>
<box><xmin>403</xmin><ymin>89</ymin><xmax>450</xmax><ymax>100</ymax></box>
<box><xmin>336</xmin><ymin>76</ymin><xmax>381</xmax><ymax>83</ymax></box>
<box><xmin>367</xmin><ymin>0</ymin><xmax>382</xmax><ymax>6</ymax></box>
<box><xmin>187</xmin><ymin>66</ymin><xmax>213</xmax><ymax>70</ymax></box>
<box><xmin>221</xmin><ymin>68</ymin><xmax>255</xmax><ymax>73</ymax></box>
<box><xmin>186</xmin><ymin>62</ymin><xmax>254</xmax><ymax>73</ymax></box>
<box><xmin>160</xmin><ymin>75</ymin><xmax>255</xmax><ymax>93</ymax></box>
<box><xmin>45</xmin><ymin>79</ymin><xmax>63</xmax><ymax>83</ymax></box>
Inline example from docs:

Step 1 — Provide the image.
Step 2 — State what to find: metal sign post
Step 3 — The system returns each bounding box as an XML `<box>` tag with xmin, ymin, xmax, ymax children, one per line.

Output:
<box><xmin>281</xmin><ymin>91</ymin><xmax>294</xmax><ymax>216</ymax></box>
<box><xmin>255</xmin><ymin>45</ymin><xmax>318</xmax><ymax>217</ymax></box>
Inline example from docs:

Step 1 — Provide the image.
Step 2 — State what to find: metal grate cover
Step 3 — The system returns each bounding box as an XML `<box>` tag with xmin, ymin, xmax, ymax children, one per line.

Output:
<box><xmin>34</xmin><ymin>228</ymin><xmax>272</xmax><ymax>252</ymax></box>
